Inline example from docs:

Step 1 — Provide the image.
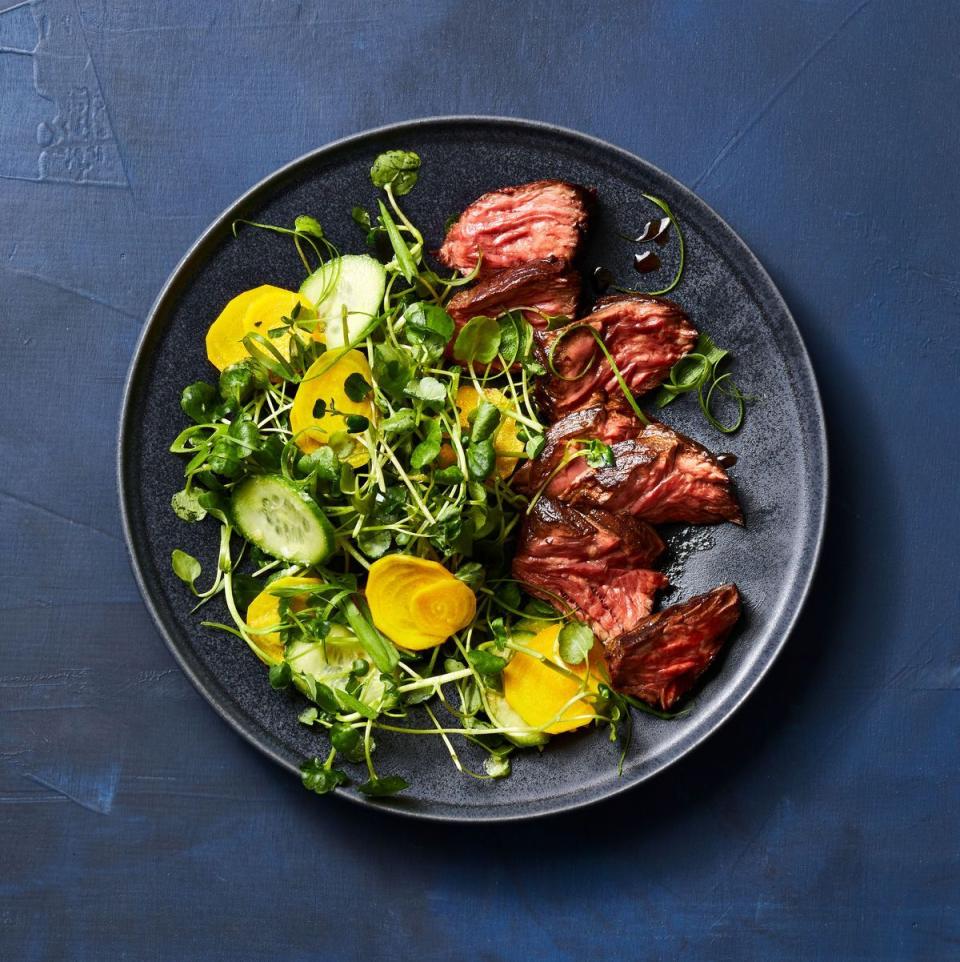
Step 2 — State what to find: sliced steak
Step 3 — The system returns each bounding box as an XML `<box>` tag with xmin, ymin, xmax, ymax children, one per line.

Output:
<box><xmin>514</xmin><ymin>403</ymin><xmax>744</xmax><ymax>526</ymax></box>
<box><xmin>537</xmin><ymin>295</ymin><xmax>698</xmax><ymax>417</ymax></box>
<box><xmin>512</xmin><ymin>497</ymin><xmax>667</xmax><ymax>642</ymax></box>
<box><xmin>605</xmin><ymin>584</ymin><xmax>742</xmax><ymax>710</ymax></box>
<box><xmin>446</xmin><ymin>258</ymin><xmax>581</xmax><ymax>332</ymax></box>
<box><xmin>438</xmin><ymin>180</ymin><xmax>592</xmax><ymax>276</ymax></box>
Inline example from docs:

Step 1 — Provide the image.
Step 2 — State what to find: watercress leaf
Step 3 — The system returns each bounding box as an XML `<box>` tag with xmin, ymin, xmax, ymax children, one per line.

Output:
<box><xmin>351</xmin><ymin>206</ymin><xmax>372</xmax><ymax>230</ymax></box>
<box><xmin>558</xmin><ymin>621</ymin><xmax>595</xmax><ymax>665</ymax></box>
<box><xmin>402</xmin><ymin>302</ymin><xmax>455</xmax><ymax>354</ymax></box>
<box><xmin>345</xmin><ymin>414</ymin><xmax>370</xmax><ymax>433</ymax></box>
<box><xmin>298</xmin><ymin>445</ymin><xmax>339</xmax><ymax>482</ymax></box>
<box><xmin>454</xmin><ymin>561</ymin><xmax>485</xmax><ymax>588</ymax></box>
<box><xmin>467</xmin><ymin>649</ymin><xmax>508</xmax><ymax>677</ymax></box>
<box><xmin>380</xmin><ymin>409</ymin><xmax>416</xmax><ymax>436</ymax></box>
<box><xmin>585</xmin><ymin>439</ymin><xmax>616</xmax><ymax>469</ymax></box>
<box><xmin>369</xmin><ymin>150</ymin><xmax>421</xmax><ymax>195</ymax></box>
<box><xmin>197</xmin><ymin>489</ymin><xmax>230</xmax><ymax>522</ymax></box>
<box><xmin>171</xmin><ymin>549</ymin><xmax>201</xmax><ymax>590</ymax></box>
<box><xmin>404</xmin><ymin>686</ymin><xmax>436</xmax><ymax>706</ymax></box>
<box><xmin>343</xmin><ymin>372</ymin><xmax>372</xmax><ymax>402</ymax></box>
<box><xmin>357</xmin><ymin>775</ymin><xmax>409</xmax><ymax>797</ymax></box>
<box><xmin>469</xmin><ymin>401</ymin><xmax>501</xmax><ymax>443</ymax></box>
<box><xmin>453</xmin><ymin>315</ymin><xmax>501</xmax><ymax>364</ymax></box>
<box><xmin>358</xmin><ymin>528</ymin><xmax>392</xmax><ymax>559</ymax></box>
<box><xmin>218</xmin><ymin>362</ymin><xmax>256</xmax><ymax>408</ymax></box>
<box><xmin>497</xmin><ymin>311</ymin><xmax>522</xmax><ymax>366</ymax></box>
<box><xmin>294</xmin><ymin>215</ymin><xmax>324</xmax><ymax>238</ymax></box>
<box><xmin>227</xmin><ymin>416</ymin><xmax>260</xmax><ymax>454</ymax></box>
<box><xmin>525</xmin><ymin>435</ymin><xmax>546</xmax><ymax>460</ymax></box>
<box><xmin>310</xmin><ymin>682</ymin><xmax>341</xmax><ymax>715</ymax></box>
<box><xmin>434</xmin><ymin>465</ymin><xmax>465</xmax><ymax>484</ymax></box>
<box><xmin>180</xmin><ymin>382</ymin><xmax>219</xmax><ymax>423</ymax></box>
<box><xmin>459</xmin><ymin>679</ymin><xmax>483</xmax><ymax>716</ymax></box>
<box><xmin>301</xmin><ymin>758</ymin><xmax>348</xmax><ymax>795</ymax></box>
<box><xmin>207</xmin><ymin>442</ymin><xmax>240</xmax><ymax>478</ymax></box>
<box><xmin>269</xmin><ymin>661</ymin><xmax>292</xmax><ymax>689</ymax></box>
<box><xmin>171</xmin><ymin>488</ymin><xmax>207</xmax><ymax>523</ymax></box>
<box><xmin>373</xmin><ymin>342</ymin><xmax>415</xmax><ymax>401</ymax></box>
<box><xmin>329</xmin><ymin>722</ymin><xmax>366</xmax><ymax>762</ymax></box>
<box><xmin>405</xmin><ymin>376</ymin><xmax>446</xmax><ymax>406</ymax></box>
<box><xmin>253</xmin><ymin>434</ymin><xmax>285</xmax><ymax>471</ymax></box>
<box><xmin>466</xmin><ymin>438</ymin><xmax>496</xmax><ymax>480</ymax></box>
<box><xmin>410</xmin><ymin>419</ymin><xmax>443</xmax><ymax>469</ymax></box>
<box><xmin>298</xmin><ymin>706</ymin><xmax>319</xmax><ymax>726</ymax></box>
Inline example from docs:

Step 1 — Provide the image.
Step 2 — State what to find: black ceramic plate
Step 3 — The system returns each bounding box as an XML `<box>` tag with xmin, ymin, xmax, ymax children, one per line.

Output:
<box><xmin>119</xmin><ymin>117</ymin><xmax>826</xmax><ymax>821</ymax></box>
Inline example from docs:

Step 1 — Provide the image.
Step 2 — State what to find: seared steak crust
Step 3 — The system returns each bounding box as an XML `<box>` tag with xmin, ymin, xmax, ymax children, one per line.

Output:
<box><xmin>538</xmin><ymin>295</ymin><xmax>698</xmax><ymax>417</ymax></box>
<box><xmin>514</xmin><ymin>404</ymin><xmax>744</xmax><ymax>526</ymax></box>
<box><xmin>605</xmin><ymin>584</ymin><xmax>742</xmax><ymax>710</ymax></box>
<box><xmin>438</xmin><ymin>180</ymin><xmax>592</xmax><ymax>276</ymax></box>
<box><xmin>446</xmin><ymin>258</ymin><xmax>581</xmax><ymax>332</ymax></box>
<box><xmin>513</xmin><ymin>497</ymin><xmax>668</xmax><ymax>641</ymax></box>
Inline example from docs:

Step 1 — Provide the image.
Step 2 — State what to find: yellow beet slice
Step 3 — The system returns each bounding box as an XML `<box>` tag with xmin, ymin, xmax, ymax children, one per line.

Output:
<box><xmin>290</xmin><ymin>349</ymin><xmax>375</xmax><ymax>467</ymax></box>
<box><xmin>502</xmin><ymin>624</ymin><xmax>604</xmax><ymax>734</ymax></box>
<box><xmin>206</xmin><ymin>285</ymin><xmax>313</xmax><ymax>371</ymax></box>
<box><xmin>366</xmin><ymin>556</ymin><xmax>476</xmax><ymax>650</ymax></box>
<box><xmin>246</xmin><ymin>575</ymin><xmax>323</xmax><ymax>664</ymax></box>
<box><xmin>455</xmin><ymin>385</ymin><xmax>525</xmax><ymax>477</ymax></box>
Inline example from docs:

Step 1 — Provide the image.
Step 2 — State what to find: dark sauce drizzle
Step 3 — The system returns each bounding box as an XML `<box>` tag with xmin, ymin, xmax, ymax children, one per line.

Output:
<box><xmin>591</xmin><ymin>265</ymin><xmax>614</xmax><ymax>294</ymax></box>
<box><xmin>633</xmin><ymin>250</ymin><xmax>661</xmax><ymax>274</ymax></box>
<box><xmin>634</xmin><ymin>217</ymin><xmax>672</xmax><ymax>246</ymax></box>
<box><xmin>716</xmin><ymin>453</ymin><xmax>738</xmax><ymax>468</ymax></box>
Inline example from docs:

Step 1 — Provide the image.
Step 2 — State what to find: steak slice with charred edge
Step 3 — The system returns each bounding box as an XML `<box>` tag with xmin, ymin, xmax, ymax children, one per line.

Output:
<box><xmin>605</xmin><ymin>584</ymin><xmax>742</xmax><ymax>710</ymax></box>
<box><xmin>512</xmin><ymin>497</ymin><xmax>668</xmax><ymax>642</ymax></box>
<box><xmin>446</xmin><ymin>258</ymin><xmax>581</xmax><ymax>333</ymax></box>
<box><xmin>513</xmin><ymin>403</ymin><xmax>744</xmax><ymax>526</ymax></box>
<box><xmin>438</xmin><ymin>180</ymin><xmax>592</xmax><ymax>276</ymax></box>
<box><xmin>537</xmin><ymin>295</ymin><xmax>699</xmax><ymax>417</ymax></box>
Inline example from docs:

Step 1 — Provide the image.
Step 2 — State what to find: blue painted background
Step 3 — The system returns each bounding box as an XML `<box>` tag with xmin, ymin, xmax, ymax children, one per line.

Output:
<box><xmin>2</xmin><ymin>1</ymin><xmax>958</xmax><ymax>958</ymax></box>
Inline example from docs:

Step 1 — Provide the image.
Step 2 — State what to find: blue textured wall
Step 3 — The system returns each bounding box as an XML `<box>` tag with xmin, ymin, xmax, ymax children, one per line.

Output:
<box><xmin>2</xmin><ymin>1</ymin><xmax>957</xmax><ymax>959</ymax></box>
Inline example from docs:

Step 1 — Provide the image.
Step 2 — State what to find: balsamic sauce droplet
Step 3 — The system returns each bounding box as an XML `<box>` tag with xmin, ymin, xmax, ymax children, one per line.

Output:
<box><xmin>635</xmin><ymin>217</ymin><xmax>672</xmax><ymax>245</ymax></box>
<box><xmin>633</xmin><ymin>251</ymin><xmax>661</xmax><ymax>274</ymax></box>
<box><xmin>592</xmin><ymin>266</ymin><xmax>614</xmax><ymax>293</ymax></box>
<box><xmin>717</xmin><ymin>452</ymin><xmax>738</xmax><ymax>468</ymax></box>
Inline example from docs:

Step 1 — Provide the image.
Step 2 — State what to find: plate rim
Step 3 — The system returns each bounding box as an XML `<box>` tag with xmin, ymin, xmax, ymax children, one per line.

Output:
<box><xmin>117</xmin><ymin>115</ymin><xmax>829</xmax><ymax>822</ymax></box>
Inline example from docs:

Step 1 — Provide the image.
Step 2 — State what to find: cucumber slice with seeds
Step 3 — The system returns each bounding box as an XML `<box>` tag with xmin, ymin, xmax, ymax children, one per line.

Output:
<box><xmin>300</xmin><ymin>254</ymin><xmax>386</xmax><ymax>349</ymax></box>
<box><xmin>231</xmin><ymin>475</ymin><xmax>335</xmax><ymax>566</ymax></box>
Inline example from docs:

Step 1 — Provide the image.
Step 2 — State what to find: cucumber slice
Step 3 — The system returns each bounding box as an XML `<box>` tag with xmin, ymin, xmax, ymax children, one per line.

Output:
<box><xmin>231</xmin><ymin>475</ymin><xmax>335</xmax><ymax>565</ymax></box>
<box><xmin>300</xmin><ymin>254</ymin><xmax>386</xmax><ymax>349</ymax></box>
<box><xmin>287</xmin><ymin>626</ymin><xmax>360</xmax><ymax>685</ymax></box>
<box><xmin>287</xmin><ymin>627</ymin><xmax>390</xmax><ymax>712</ymax></box>
<box><xmin>484</xmin><ymin>691</ymin><xmax>549</xmax><ymax>748</ymax></box>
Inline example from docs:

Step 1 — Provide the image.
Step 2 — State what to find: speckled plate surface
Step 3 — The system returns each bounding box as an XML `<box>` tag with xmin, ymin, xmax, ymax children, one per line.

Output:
<box><xmin>118</xmin><ymin>117</ymin><xmax>826</xmax><ymax>821</ymax></box>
